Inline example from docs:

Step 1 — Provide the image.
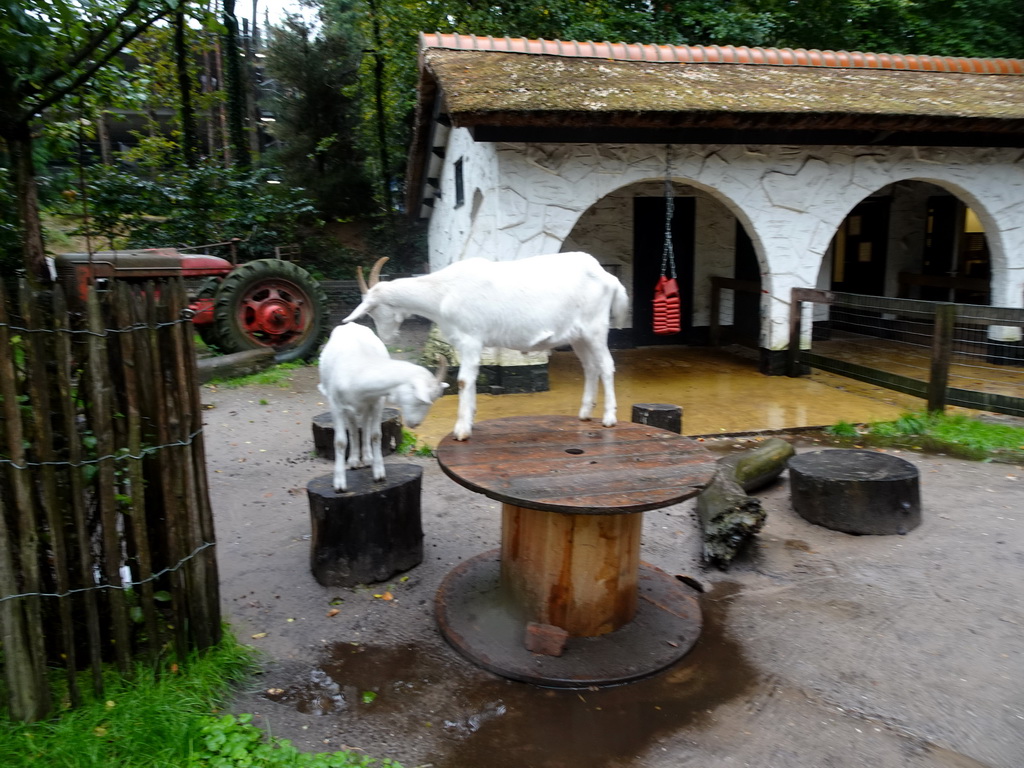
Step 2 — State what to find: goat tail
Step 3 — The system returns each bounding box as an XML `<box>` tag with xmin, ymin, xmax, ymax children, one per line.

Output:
<box><xmin>610</xmin><ymin>281</ymin><xmax>629</xmax><ymax>327</ymax></box>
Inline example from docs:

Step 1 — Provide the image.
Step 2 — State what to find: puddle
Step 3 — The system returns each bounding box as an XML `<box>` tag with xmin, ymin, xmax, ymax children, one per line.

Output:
<box><xmin>265</xmin><ymin>582</ymin><xmax>755</xmax><ymax>768</ymax></box>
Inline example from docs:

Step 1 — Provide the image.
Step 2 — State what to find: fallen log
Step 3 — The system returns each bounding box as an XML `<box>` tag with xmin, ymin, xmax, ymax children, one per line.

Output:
<box><xmin>696</xmin><ymin>437</ymin><xmax>795</xmax><ymax>568</ymax></box>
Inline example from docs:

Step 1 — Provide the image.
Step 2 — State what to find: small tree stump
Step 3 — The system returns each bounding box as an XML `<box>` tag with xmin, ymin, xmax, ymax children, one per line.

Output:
<box><xmin>311</xmin><ymin>408</ymin><xmax>403</xmax><ymax>460</ymax></box>
<box><xmin>307</xmin><ymin>464</ymin><xmax>423</xmax><ymax>587</ymax></box>
<box><xmin>788</xmin><ymin>449</ymin><xmax>921</xmax><ymax>535</ymax></box>
<box><xmin>631</xmin><ymin>403</ymin><xmax>683</xmax><ymax>434</ymax></box>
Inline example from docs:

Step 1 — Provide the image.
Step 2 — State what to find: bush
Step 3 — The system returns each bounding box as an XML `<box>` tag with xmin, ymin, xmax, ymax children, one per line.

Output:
<box><xmin>79</xmin><ymin>164</ymin><xmax>320</xmax><ymax>259</ymax></box>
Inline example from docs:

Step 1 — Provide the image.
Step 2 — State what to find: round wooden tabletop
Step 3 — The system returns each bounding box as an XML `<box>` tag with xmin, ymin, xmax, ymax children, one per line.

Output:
<box><xmin>436</xmin><ymin>415</ymin><xmax>716</xmax><ymax>514</ymax></box>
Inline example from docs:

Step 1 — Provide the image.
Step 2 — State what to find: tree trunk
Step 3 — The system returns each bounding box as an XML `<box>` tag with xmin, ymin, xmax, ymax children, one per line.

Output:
<box><xmin>222</xmin><ymin>0</ymin><xmax>251</xmax><ymax>168</ymax></box>
<box><xmin>696</xmin><ymin>437</ymin><xmax>795</xmax><ymax>568</ymax></box>
<box><xmin>174</xmin><ymin>9</ymin><xmax>198</xmax><ymax>167</ymax></box>
<box><xmin>5</xmin><ymin>122</ymin><xmax>50</xmax><ymax>284</ymax></box>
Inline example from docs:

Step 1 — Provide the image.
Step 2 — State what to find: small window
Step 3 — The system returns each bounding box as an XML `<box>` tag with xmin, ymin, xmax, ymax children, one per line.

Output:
<box><xmin>454</xmin><ymin>158</ymin><xmax>465</xmax><ymax>209</ymax></box>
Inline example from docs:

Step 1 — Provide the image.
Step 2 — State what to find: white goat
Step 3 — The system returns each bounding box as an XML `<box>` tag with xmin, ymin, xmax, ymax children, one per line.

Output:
<box><xmin>317</xmin><ymin>323</ymin><xmax>448</xmax><ymax>492</ymax></box>
<box><xmin>342</xmin><ymin>252</ymin><xmax>629</xmax><ymax>441</ymax></box>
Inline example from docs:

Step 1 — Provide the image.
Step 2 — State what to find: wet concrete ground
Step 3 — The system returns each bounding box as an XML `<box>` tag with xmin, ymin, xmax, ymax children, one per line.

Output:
<box><xmin>394</xmin><ymin>334</ymin><xmax>923</xmax><ymax>448</ymax></box>
<box><xmin>205</xmin><ymin>331</ymin><xmax>1024</xmax><ymax>768</ymax></box>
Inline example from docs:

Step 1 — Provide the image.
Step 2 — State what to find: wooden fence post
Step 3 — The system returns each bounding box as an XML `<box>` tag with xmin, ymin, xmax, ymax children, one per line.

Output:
<box><xmin>928</xmin><ymin>303</ymin><xmax>956</xmax><ymax>413</ymax></box>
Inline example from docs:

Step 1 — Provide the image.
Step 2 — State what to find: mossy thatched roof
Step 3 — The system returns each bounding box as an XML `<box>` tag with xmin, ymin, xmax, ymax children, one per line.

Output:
<box><xmin>423</xmin><ymin>49</ymin><xmax>1024</xmax><ymax>133</ymax></box>
<box><xmin>407</xmin><ymin>37</ymin><xmax>1024</xmax><ymax>214</ymax></box>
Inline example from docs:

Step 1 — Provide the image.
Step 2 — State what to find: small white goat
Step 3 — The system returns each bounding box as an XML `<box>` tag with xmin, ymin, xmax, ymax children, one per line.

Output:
<box><xmin>343</xmin><ymin>251</ymin><xmax>628</xmax><ymax>441</ymax></box>
<box><xmin>317</xmin><ymin>323</ymin><xmax>448</xmax><ymax>491</ymax></box>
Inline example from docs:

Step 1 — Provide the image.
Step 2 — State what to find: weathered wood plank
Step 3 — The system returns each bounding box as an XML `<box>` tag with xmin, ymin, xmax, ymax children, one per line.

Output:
<box><xmin>0</xmin><ymin>281</ymin><xmax>50</xmax><ymax>721</ymax></box>
<box><xmin>437</xmin><ymin>416</ymin><xmax>715</xmax><ymax>513</ymax></box>
<box><xmin>86</xmin><ymin>287</ymin><xmax>133</xmax><ymax>673</ymax></box>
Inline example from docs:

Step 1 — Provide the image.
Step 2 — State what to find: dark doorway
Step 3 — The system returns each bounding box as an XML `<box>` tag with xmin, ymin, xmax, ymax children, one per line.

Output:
<box><xmin>922</xmin><ymin>196</ymin><xmax>991</xmax><ymax>304</ymax></box>
<box><xmin>632</xmin><ymin>197</ymin><xmax>695</xmax><ymax>346</ymax></box>
<box><xmin>830</xmin><ymin>198</ymin><xmax>890</xmax><ymax>296</ymax></box>
<box><xmin>733</xmin><ymin>225</ymin><xmax>761</xmax><ymax>348</ymax></box>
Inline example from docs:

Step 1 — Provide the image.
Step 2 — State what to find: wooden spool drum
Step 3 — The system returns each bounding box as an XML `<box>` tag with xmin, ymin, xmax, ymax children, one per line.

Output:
<box><xmin>501</xmin><ymin>504</ymin><xmax>641</xmax><ymax>637</ymax></box>
<box><xmin>434</xmin><ymin>416</ymin><xmax>716</xmax><ymax>687</ymax></box>
<box><xmin>307</xmin><ymin>464</ymin><xmax>423</xmax><ymax>587</ymax></box>
<box><xmin>788</xmin><ymin>449</ymin><xmax>921</xmax><ymax>535</ymax></box>
<box><xmin>311</xmin><ymin>408</ymin><xmax>403</xmax><ymax>461</ymax></box>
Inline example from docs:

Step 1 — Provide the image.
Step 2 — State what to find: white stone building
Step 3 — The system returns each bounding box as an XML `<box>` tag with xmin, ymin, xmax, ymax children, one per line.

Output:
<box><xmin>405</xmin><ymin>34</ymin><xmax>1024</xmax><ymax>377</ymax></box>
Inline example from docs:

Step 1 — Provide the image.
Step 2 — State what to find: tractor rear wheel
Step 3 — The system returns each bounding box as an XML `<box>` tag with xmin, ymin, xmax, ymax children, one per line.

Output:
<box><xmin>212</xmin><ymin>259</ymin><xmax>328</xmax><ymax>362</ymax></box>
<box><xmin>193</xmin><ymin>277</ymin><xmax>222</xmax><ymax>350</ymax></box>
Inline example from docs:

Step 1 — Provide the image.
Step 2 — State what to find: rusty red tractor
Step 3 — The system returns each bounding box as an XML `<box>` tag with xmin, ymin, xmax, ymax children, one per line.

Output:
<box><xmin>54</xmin><ymin>249</ymin><xmax>329</xmax><ymax>362</ymax></box>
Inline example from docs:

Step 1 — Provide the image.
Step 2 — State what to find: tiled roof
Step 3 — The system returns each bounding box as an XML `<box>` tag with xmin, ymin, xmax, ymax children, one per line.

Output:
<box><xmin>421</xmin><ymin>33</ymin><xmax>1024</xmax><ymax>75</ymax></box>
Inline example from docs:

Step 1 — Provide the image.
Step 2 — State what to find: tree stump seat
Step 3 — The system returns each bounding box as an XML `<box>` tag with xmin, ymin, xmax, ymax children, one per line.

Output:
<box><xmin>788</xmin><ymin>449</ymin><xmax>921</xmax><ymax>535</ymax></box>
<box><xmin>311</xmin><ymin>408</ymin><xmax>403</xmax><ymax>460</ymax></box>
<box><xmin>307</xmin><ymin>464</ymin><xmax>423</xmax><ymax>587</ymax></box>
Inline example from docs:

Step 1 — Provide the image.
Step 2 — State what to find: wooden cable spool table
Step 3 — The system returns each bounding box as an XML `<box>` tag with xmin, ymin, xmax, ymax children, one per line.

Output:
<box><xmin>434</xmin><ymin>415</ymin><xmax>716</xmax><ymax>687</ymax></box>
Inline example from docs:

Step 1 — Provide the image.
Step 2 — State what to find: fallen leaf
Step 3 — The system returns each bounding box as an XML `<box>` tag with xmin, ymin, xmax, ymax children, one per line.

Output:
<box><xmin>373</xmin><ymin>591</ymin><xmax>394</xmax><ymax>601</ymax></box>
<box><xmin>251</xmin><ymin>632</ymin><xmax>267</xmax><ymax>639</ymax></box>
<box><xmin>267</xmin><ymin>688</ymin><xmax>284</xmax><ymax>696</ymax></box>
<box><xmin>326</xmin><ymin>608</ymin><xmax>340</xmax><ymax>617</ymax></box>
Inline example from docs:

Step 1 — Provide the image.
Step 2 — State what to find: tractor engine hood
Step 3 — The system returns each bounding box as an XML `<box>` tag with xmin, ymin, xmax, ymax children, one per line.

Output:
<box><xmin>54</xmin><ymin>249</ymin><xmax>233</xmax><ymax>279</ymax></box>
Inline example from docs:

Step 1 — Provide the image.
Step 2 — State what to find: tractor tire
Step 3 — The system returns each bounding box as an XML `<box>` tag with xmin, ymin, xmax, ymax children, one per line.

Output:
<box><xmin>193</xmin><ymin>277</ymin><xmax>222</xmax><ymax>350</ymax></box>
<box><xmin>212</xmin><ymin>259</ymin><xmax>329</xmax><ymax>363</ymax></box>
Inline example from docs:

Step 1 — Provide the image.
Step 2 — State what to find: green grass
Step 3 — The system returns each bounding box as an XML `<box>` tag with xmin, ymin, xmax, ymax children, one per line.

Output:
<box><xmin>825</xmin><ymin>410</ymin><xmax>1024</xmax><ymax>462</ymax></box>
<box><xmin>0</xmin><ymin>631</ymin><xmax>400</xmax><ymax>767</ymax></box>
<box><xmin>395</xmin><ymin>428</ymin><xmax>434</xmax><ymax>457</ymax></box>
<box><xmin>206</xmin><ymin>361</ymin><xmax>309</xmax><ymax>389</ymax></box>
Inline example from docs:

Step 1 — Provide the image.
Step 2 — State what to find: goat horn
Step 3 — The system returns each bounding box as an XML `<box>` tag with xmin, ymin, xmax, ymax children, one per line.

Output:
<box><xmin>368</xmin><ymin>257</ymin><xmax>389</xmax><ymax>288</ymax></box>
<box><xmin>356</xmin><ymin>265</ymin><xmax>369</xmax><ymax>295</ymax></box>
<box><xmin>434</xmin><ymin>354</ymin><xmax>449</xmax><ymax>384</ymax></box>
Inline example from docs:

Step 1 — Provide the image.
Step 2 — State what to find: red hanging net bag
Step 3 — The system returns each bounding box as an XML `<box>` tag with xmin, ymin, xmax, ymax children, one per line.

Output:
<box><xmin>653</xmin><ymin>185</ymin><xmax>681</xmax><ymax>335</ymax></box>
<box><xmin>653</xmin><ymin>275</ymin><xmax>680</xmax><ymax>335</ymax></box>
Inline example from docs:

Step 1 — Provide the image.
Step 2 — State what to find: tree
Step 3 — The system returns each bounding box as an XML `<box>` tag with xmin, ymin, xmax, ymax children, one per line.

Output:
<box><xmin>263</xmin><ymin>7</ymin><xmax>376</xmax><ymax>219</ymax></box>
<box><xmin>0</xmin><ymin>0</ymin><xmax>185</xmax><ymax>281</ymax></box>
<box><xmin>222</xmin><ymin>0</ymin><xmax>251</xmax><ymax>167</ymax></box>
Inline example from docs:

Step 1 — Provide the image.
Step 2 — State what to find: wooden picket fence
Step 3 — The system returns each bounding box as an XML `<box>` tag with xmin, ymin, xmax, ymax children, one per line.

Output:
<box><xmin>0</xmin><ymin>277</ymin><xmax>220</xmax><ymax>722</ymax></box>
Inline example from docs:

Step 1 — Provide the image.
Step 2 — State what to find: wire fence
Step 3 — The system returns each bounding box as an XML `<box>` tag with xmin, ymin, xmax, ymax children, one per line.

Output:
<box><xmin>0</xmin><ymin>278</ymin><xmax>220</xmax><ymax>722</ymax></box>
<box><xmin>788</xmin><ymin>289</ymin><xmax>1024</xmax><ymax>417</ymax></box>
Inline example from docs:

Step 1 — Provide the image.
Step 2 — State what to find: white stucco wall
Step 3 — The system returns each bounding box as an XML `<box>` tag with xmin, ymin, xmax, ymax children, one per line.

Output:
<box><xmin>426</xmin><ymin>133</ymin><xmax>1024</xmax><ymax>351</ymax></box>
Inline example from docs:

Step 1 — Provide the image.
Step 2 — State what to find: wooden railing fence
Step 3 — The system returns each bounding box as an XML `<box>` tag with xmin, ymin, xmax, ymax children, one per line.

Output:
<box><xmin>0</xmin><ymin>278</ymin><xmax>220</xmax><ymax>722</ymax></box>
<box><xmin>787</xmin><ymin>288</ymin><xmax>1024</xmax><ymax>418</ymax></box>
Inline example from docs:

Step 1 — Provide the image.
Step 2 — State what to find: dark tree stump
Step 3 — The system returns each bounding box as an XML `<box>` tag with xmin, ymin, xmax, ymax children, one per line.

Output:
<box><xmin>307</xmin><ymin>464</ymin><xmax>423</xmax><ymax>587</ymax></box>
<box><xmin>788</xmin><ymin>449</ymin><xmax>921</xmax><ymax>535</ymax></box>
<box><xmin>631</xmin><ymin>403</ymin><xmax>683</xmax><ymax>434</ymax></box>
<box><xmin>311</xmin><ymin>408</ymin><xmax>403</xmax><ymax>460</ymax></box>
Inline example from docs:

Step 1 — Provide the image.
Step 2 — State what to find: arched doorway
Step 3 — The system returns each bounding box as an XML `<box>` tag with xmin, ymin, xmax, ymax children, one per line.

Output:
<box><xmin>828</xmin><ymin>181</ymin><xmax>992</xmax><ymax>305</ymax></box>
<box><xmin>563</xmin><ymin>180</ymin><xmax>760</xmax><ymax>349</ymax></box>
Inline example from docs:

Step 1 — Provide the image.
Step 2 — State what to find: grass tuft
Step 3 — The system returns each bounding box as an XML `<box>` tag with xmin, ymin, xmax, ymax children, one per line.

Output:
<box><xmin>206</xmin><ymin>361</ymin><xmax>309</xmax><ymax>389</ymax></box>
<box><xmin>0</xmin><ymin>630</ymin><xmax>401</xmax><ymax>767</ymax></box>
<box><xmin>1</xmin><ymin>631</ymin><xmax>256</xmax><ymax>767</ymax></box>
<box><xmin>825</xmin><ymin>410</ymin><xmax>1024</xmax><ymax>462</ymax></box>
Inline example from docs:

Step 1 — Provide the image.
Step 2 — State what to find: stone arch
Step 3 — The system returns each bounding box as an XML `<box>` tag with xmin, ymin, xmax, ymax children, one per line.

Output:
<box><xmin>812</xmin><ymin>175</ymin><xmax>1018</xmax><ymax>307</ymax></box>
<box><xmin>560</xmin><ymin>175</ymin><xmax>767</xmax><ymax>346</ymax></box>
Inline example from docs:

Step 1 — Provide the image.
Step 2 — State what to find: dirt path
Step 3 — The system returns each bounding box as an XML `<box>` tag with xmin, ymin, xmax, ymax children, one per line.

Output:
<box><xmin>204</xmin><ymin>366</ymin><xmax>1024</xmax><ymax>768</ymax></box>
